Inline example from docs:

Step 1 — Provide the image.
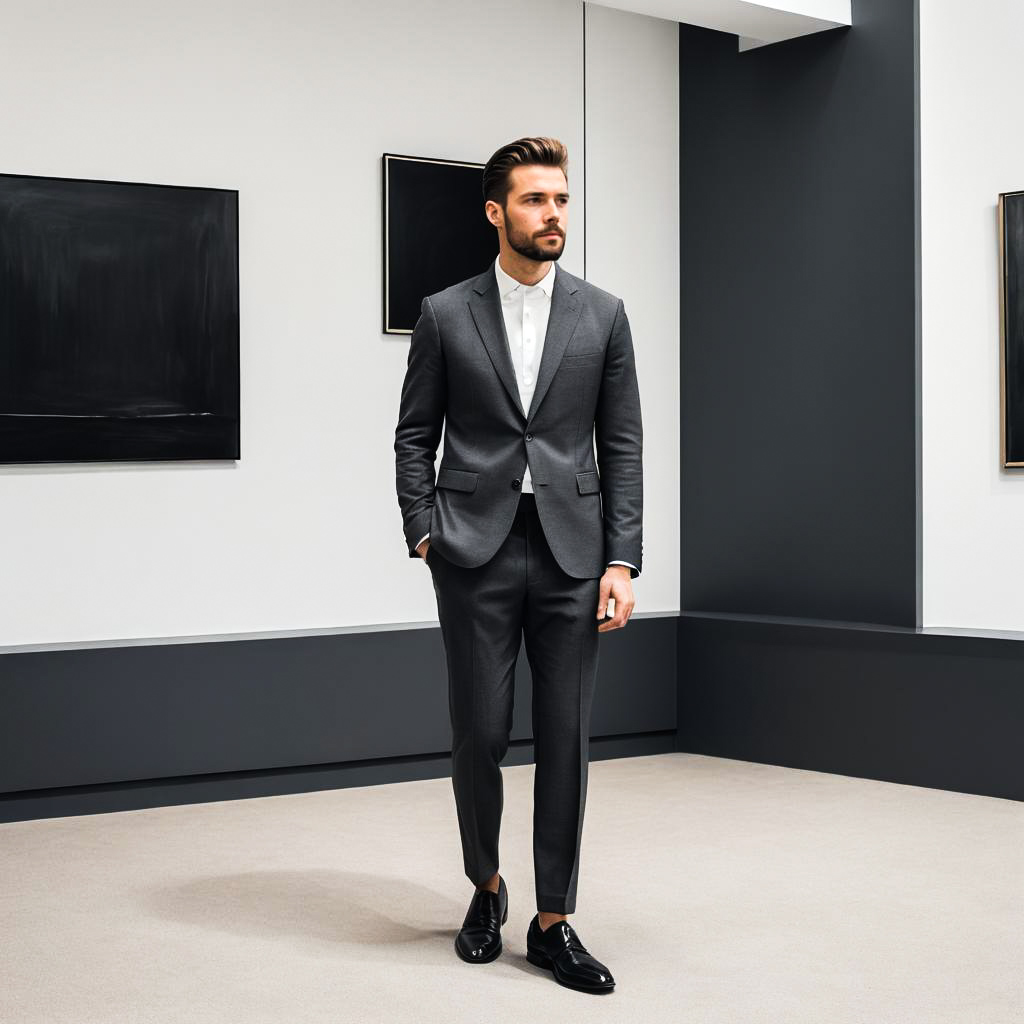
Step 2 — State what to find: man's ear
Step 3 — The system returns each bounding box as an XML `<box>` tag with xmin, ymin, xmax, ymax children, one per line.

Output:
<box><xmin>484</xmin><ymin>201</ymin><xmax>504</xmax><ymax>231</ymax></box>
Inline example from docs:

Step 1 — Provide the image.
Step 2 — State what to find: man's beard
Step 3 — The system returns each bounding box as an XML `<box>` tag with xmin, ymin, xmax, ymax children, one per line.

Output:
<box><xmin>505</xmin><ymin>211</ymin><xmax>564</xmax><ymax>262</ymax></box>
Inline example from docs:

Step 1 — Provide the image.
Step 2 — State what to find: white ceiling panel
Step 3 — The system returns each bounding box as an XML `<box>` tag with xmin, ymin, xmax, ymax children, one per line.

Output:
<box><xmin>586</xmin><ymin>0</ymin><xmax>851</xmax><ymax>50</ymax></box>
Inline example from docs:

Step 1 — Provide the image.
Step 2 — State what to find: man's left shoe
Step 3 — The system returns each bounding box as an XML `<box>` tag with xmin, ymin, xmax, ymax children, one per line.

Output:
<box><xmin>525</xmin><ymin>914</ymin><xmax>615</xmax><ymax>993</ymax></box>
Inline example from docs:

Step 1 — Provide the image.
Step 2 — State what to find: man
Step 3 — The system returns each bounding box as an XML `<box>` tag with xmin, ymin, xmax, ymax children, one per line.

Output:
<box><xmin>394</xmin><ymin>136</ymin><xmax>642</xmax><ymax>994</ymax></box>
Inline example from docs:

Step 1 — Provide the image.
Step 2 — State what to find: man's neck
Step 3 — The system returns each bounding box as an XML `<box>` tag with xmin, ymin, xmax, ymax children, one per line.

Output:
<box><xmin>498</xmin><ymin>251</ymin><xmax>550</xmax><ymax>288</ymax></box>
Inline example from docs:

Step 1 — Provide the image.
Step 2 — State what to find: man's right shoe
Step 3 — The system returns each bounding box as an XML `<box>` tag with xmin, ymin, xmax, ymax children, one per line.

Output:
<box><xmin>525</xmin><ymin>913</ymin><xmax>615</xmax><ymax>993</ymax></box>
<box><xmin>454</xmin><ymin>875</ymin><xmax>508</xmax><ymax>964</ymax></box>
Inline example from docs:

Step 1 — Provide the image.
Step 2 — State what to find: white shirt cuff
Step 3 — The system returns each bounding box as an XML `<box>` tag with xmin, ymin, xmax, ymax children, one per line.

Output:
<box><xmin>607</xmin><ymin>560</ymin><xmax>637</xmax><ymax>571</ymax></box>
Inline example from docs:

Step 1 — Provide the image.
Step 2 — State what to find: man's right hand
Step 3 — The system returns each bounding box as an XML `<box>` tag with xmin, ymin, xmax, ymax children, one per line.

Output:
<box><xmin>417</xmin><ymin>539</ymin><xmax>430</xmax><ymax>560</ymax></box>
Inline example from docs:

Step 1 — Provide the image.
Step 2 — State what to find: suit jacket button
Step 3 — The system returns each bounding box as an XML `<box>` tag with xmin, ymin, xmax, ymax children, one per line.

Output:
<box><xmin>511</xmin><ymin>478</ymin><xmax>521</xmax><ymax>489</ymax></box>
<box><xmin>525</xmin><ymin>432</ymin><xmax>533</xmax><ymax>441</ymax></box>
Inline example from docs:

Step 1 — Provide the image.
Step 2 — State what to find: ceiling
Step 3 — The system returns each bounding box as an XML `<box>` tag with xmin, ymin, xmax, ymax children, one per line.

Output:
<box><xmin>585</xmin><ymin>0</ymin><xmax>851</xmax><ymax>50</ymax></box>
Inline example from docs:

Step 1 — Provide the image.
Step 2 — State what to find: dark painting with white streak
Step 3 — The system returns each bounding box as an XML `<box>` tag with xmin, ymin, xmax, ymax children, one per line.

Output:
<box><xmin>0</xmin><ymin>173</ymin><xmax>239</xmax><ymax>463</ymax></box>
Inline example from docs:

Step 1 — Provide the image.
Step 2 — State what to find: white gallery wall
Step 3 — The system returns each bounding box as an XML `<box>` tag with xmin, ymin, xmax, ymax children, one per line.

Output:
<box><xmin>920</xmin><ymin>0</ymin><xmax>1024</xmax><ymax>630</ymax></box>
<box><xmin>0</xmin><ymin>0</ymin><xmax>680</xmax><ymax>647</ymax></box>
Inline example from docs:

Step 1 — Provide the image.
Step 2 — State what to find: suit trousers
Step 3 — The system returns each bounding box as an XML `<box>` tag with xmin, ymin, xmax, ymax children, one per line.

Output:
<box><xmin>425</xmin><ymin>491</ymin><xmax>602</xmax><ymax>914</ymax></box>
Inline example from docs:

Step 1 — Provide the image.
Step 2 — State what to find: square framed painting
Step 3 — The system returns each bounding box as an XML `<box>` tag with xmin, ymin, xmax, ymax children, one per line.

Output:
<box><xmin>0</xmin><ymin>172</ymin><xmax>239</xmax><ymax>464</ymax></box>
<box><xmin>382</xmin><ymin>152</ymin><xmax>498</xmax><ymax>334</ymax></box>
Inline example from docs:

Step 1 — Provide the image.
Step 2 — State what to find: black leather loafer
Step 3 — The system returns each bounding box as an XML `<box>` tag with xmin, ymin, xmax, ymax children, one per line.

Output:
<box><xmin>454</xmin><ymin>875</ymin><xmax>508</xmax><ymax>964</ymax></box>
<box><xmin>525</xmin><ymin>914</ymin><xmax>615</xmax><ymax>993</ymax></box>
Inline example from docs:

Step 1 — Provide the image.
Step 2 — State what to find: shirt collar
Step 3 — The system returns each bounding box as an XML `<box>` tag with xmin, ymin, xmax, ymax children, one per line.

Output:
<box><xmin>494</xmin><ymin>254</ymin><xmax>556</xmax><ymax>300</ymax></box>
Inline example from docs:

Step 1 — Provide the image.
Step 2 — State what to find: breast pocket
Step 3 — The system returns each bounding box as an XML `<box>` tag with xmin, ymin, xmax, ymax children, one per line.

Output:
<box><xmin>562</xmin><ymin>351</ymin><xmax>604</xmax><ymax>366</ymax></box>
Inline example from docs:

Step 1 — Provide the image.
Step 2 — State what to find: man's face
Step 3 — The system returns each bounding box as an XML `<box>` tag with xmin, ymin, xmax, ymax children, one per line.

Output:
<box><xmin>492</xmin><ymin>165</ymin><xmax>568</xmax><ymax>262</ymax></box>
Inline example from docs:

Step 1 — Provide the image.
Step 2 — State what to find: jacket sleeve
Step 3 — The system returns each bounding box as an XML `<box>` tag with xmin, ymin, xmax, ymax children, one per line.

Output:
<box><xmin>595</xmin><ymin>298</ymin><xmax>643</xmax><ymax>578</ymax></box>
<box><xmin>395</xmin><ymin>296</ymin><xmax>447</xmax><ymax>558</ymax></box>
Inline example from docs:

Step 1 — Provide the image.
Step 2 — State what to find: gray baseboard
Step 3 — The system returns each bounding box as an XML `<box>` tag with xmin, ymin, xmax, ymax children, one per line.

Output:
<box><xmin>678</xmin><ymin>612</ymin><xmax>1024</xmax><ymax>803</ymax></box>
<box><xmin>0</xmin><ymin>732</ymin><xmax>676</xmax><ymax>825</ymax></box>
<box><xmin>10</xmin><ymin>607</ymin><xmax>1020</xmax><ymax>824</ymax></box>
<box><xmin>0</xmin><ymin>615</ymin><xmax>677</xmax><ymax>823</ymax></box>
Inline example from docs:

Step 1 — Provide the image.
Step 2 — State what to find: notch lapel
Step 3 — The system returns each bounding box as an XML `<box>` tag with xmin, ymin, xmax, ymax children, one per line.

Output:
<box><xmin>527</xmin><ymin>265</ymin><xmax>582</xmax><ymax>423</ymax></box>
<box><xmin>468</xmin><ymin>265</ymin><xmax>526</xmax><ymax>419</ymax></box>
<box><xmin>467</xmin><ymin>262</ymin><xmax>583</xmax><ymax>424</ymax></box>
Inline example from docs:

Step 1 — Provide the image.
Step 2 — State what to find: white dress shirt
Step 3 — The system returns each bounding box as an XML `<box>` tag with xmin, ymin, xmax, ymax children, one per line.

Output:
<box><xmin>418</xmin><ymin>255</ymin><xmax>637</xmax><ymax>574</ymax></box>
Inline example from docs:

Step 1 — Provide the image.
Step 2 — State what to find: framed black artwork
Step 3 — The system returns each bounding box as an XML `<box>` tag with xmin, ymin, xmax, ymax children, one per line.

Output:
<box><xmin>0</xmin><ymin>172</ymin><xmax>239</xmax><ymax>464</ymax></box>
<box><xmin>999</xmin><ymin>190</ymin><xmax>1024</xmax><ymax>467</ymax></box>
<box><xmin>382</xmin><ymin>153</ymin><xmax>498</xmax><ymax>334</ymax></box>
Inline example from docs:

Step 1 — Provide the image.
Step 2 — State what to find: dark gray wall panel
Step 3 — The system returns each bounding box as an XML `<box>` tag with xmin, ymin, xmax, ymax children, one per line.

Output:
<box><xmin>0</xmin><ymin>616</ymin><xmax>676</xmax><ymax>796</ymax></box>
<box><xmin>0</xmin><ymin>733</ymin><xmax>676</xmax><ymax>825</ymax></box>
<box><xmin>678</xmin><ymin>614</ymin><xmax>1024</xmax><ymax>802</ymax></box>
<box><xmin>679</xmin><ymin>0</ymin><xmax>918</xmax><ymax>626</ymax></box>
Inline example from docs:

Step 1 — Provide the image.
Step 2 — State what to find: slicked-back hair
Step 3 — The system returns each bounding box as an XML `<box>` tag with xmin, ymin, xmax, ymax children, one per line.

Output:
<box><xmin>481</xmin><ymin>137</ymin><xmax>569</xmax><ymax>208</ymax></box>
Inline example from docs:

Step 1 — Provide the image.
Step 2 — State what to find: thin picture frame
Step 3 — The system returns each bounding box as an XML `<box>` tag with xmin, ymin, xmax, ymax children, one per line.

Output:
<box><xmin>999</xmin><ymin>190</ymin><xmax>1024</xmax><ymax>467</ymax></box>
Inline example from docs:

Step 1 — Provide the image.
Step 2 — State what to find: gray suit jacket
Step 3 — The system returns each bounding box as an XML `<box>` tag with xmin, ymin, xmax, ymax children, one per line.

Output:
<box><xmin>394</xmin><ymin>260</ymin><xmax>643</xmax><ymax>579</ymax></box>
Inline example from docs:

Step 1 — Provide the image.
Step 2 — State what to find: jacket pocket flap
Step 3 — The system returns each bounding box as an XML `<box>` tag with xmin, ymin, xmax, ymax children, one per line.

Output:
<box><xmin>437</xmin><ymin>468</ymin><xmax>478</xmax><ymax>492</ymax></box>
<box><xmin>576</xmin><ymin>471</ymin><xmax>601</xmax><ymax>494</ymax></box>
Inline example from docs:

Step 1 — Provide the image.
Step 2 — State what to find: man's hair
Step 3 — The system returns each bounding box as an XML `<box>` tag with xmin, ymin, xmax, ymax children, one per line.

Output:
<box><xmin>482</xmin><ymin>137</ymin><xmax>569</xmax><ymax>208</ymax></box>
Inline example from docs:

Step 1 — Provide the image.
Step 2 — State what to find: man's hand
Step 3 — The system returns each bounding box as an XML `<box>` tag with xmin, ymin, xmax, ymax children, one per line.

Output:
<box><xmin>597</xmin><ymin>565</ymin><xmax>635</xmax><ymax>631</ymax></box>
<box><xmin>417</xmin><ymin>539</ymin><xmax>430</xmax><ymax>560</ymax></box>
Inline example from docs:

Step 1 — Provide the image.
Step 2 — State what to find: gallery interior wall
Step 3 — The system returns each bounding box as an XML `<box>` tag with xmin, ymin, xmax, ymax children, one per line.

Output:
<box><xmin>677</xmin><ymin>0</ymin><xmax>1024</xmax><ymax>806</ymax></box>
<box><xmin>919</xmin><ymin>0</ymin><xmax>1024</xmax><ymax>632</ymax></box>
<box><xmin>0</xmin><ymin>0</ymin><xmax>680</xmax><ymax>651</ymax></box>
<box><xmin>678</xmin><ymin>0</ymin><xmax>918</xmax><ymax>629</ymax></box>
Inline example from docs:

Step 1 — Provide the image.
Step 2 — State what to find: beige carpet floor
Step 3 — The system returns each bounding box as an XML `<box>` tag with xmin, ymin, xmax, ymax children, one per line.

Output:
<box><xmin>2</xmin><ymin>752</ymin><xmax>1022</xmax><ymax>1023</ymax></box>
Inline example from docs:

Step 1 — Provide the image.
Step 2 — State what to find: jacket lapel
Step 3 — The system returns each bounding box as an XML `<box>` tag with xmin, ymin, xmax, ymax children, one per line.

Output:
<box><xmin>467</xmin><ymin>261</ymin><xmax>583</xmax><ymax>424</ymax></box>
<box><xmin>527</xmin><ymin>264</ymin><xmax>582</xmax><ymax>422</ymax></box>
<box><xmin>468</xmin><ymin>264</ymin><xmax>525</xmax><ymax>418</ymax></box>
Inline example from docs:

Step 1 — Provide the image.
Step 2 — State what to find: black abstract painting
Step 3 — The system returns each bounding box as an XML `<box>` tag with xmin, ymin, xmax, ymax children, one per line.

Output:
<box><xmin>382</xmin><ymin>153</ymin><xmax>498</xmax><ymax>334</ymax></box>
<box><xmin>0</xmin><ymin>172</ymin><xmax>239</xmax><ymax>463</ymax></box>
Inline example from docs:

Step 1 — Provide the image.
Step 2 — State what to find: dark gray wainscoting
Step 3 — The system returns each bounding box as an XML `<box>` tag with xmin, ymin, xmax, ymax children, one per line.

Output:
<box><xmin>0</xmin><ymin>614</ymin><xmax>677</xmax><ymax>823</ymax></box>
<box><xmin>678</xmin><ymin>613</ymin><xmax>1024</xmax><ymax>802</ymax></box>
